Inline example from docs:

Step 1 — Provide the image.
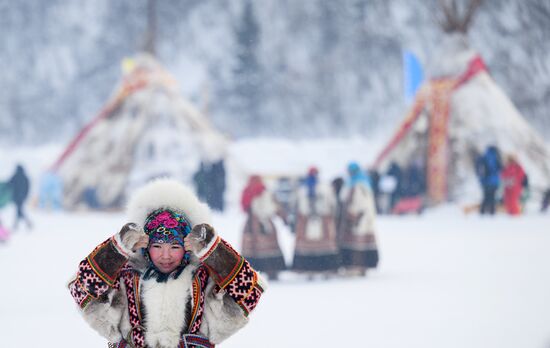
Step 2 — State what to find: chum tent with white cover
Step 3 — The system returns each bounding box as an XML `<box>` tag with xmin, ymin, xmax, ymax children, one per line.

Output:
<box><xmin>51</xmin><ymin>54</ymin><xmax>228</xmax><ymax>209</ymax></box>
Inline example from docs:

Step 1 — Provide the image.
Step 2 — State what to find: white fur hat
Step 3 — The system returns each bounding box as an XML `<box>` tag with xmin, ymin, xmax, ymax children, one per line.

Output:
<box><xmin>126</xmin><ymin>178</ymin><xmax>212</xmax><ymax>228</ymax></box>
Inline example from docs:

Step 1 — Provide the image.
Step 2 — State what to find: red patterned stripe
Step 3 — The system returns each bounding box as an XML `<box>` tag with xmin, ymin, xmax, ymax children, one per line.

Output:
<box><xmin>123</xmin><ymin>273</ymin><xmax>145</xmax><ymax>347</ymax></box>
<box><xmin>189</xmin><ymin>266</ymin><xmax>209</xmax><ymax>334</ymax></box>
<box><xmin>199</xmin><ymin>236</ymin><xmax>221</xmax><ymax>262</ymax></box>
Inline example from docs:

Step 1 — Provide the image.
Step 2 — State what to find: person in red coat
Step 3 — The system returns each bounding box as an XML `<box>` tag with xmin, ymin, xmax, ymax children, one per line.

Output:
<box><xmin>501</xmin><ymin>154</ymin><xmax>526</xmax><ymax>215</ymax></box>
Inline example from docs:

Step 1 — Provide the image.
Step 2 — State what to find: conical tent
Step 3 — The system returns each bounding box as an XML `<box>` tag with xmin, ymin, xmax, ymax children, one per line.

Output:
<box><xmin>52</xmin><ymin>54</ymin><xmax>228</xmax><ymax>209</ymax></box>
<box><xmin>374</xmin><ymin>34</ymin><xmax>550</xmax><ymax>205</ymax></box>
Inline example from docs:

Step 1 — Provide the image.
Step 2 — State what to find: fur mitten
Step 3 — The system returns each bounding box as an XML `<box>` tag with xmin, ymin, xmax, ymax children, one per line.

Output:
<box><xmin>113</xmin><ymin>223</ymin><xmax>149</xmax><ymax>256</ymax></box>
<box><xmin>185</xmin><ymin>223</ymin><xmax>217</xmax><ymax>257</ymax></box>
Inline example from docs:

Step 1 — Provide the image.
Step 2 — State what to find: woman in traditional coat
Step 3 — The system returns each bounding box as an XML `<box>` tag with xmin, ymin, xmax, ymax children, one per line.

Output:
<box><xmin>292</xmin><ymin>167</ymin><xmax>340</xmax><ymax>276</ymax></box>
<box><xmin>240</xmin><ymin>175</ymin><xmax>286</xmax><ymax>280</ymax></box>
<box><xmin>338</xmin><ymin>162</ymin><xmax>379</xmax><ymax>276</ymax></box>
<box><xmin>68</xmin><ymin>179</ymin><xmax>266</xmax><ymax>348</ymax></box>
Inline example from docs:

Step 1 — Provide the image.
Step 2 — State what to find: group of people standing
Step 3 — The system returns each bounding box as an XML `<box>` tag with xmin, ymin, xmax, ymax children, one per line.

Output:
<box><xmin>239</xmin><ymin>162</ymin><xmax>379</xmax><ymax>280</ymax></box>
<box><xmin>475</xmin><ymin>145</ymin><xmax>528</xmax><ymax>215</ymax></box>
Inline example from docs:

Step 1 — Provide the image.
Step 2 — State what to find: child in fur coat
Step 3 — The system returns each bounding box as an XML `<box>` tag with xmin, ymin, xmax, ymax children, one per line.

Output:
<box><xmin>68</xmin><ymin>179</ymin><xmax>266</xmax><ymax>348</ymax></box>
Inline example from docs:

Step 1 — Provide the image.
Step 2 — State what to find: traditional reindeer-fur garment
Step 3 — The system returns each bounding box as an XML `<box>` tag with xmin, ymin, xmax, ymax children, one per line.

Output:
<box><xmin>68</xmin><ymin>179</ymin><xmax>266</xmax><ymax>348</ymax></box>
<box><xmin>241</xmin><ymin>190</ymin><xmax>286</xmax><ymax>273</ymax></box>
<box><xmin>292</xmin><ymin>183</ymin><xmax>340</xmax><ymax>272</ymax></box>
<box><xmin>339</xmin><ymin>183</ymin><xmax>379</xmax><ymax>269</ymax></box>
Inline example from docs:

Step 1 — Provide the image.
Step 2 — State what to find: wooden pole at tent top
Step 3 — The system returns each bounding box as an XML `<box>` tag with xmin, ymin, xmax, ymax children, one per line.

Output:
<box><xmin>143</xmin><ymin>0</ymin><xmax>157</xmax><ymax>56</ymax></box>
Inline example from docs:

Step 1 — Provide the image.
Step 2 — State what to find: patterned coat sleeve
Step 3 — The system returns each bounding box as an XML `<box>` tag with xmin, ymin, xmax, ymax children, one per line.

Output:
<box><xmin>200</xmin><ymin>236</ymin><xmax>265</xmax><ymax>315</ymax></box>
<box><xmin>68</xmin><ymin>237</ymin><xmax>129</xmax><ymax>309</ymax></box>
<box><xmin>198</xmin><ymin>237</ymin><xmax>266</xmax><ymax>344</ymax></box>
<box><xmin>67</xmin><ymin>236</ymin><xmax>131</xmax><ymax>343</ymax></box>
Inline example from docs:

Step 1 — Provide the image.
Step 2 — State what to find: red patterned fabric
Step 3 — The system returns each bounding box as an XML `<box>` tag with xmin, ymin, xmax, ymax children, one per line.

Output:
<box><xmin>203</xmin><ymin>239</ymin><xmax>264</xmax><ymax>317</ymax></box>
<box><xmin>122</xmin><ymin>273</ymin><xmax>145</xmax><ymax>348</ymax></box>
<box><xmin>426</xmin><ymin>79</ymin><xmax>455</xmax><ymax>204</ymax></box>
<box><xmin>188</xmin><ymin>266</ymin><xmax>209</xmax><ymax>334</ymax></box>
<box><xmin>68</xmin><ymin>259</ymin><xmax>119</xmax><ymax>309</ymax></box>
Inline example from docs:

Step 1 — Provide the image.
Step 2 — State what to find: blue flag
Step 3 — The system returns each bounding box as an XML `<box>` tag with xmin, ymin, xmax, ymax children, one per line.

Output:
<box><xmin>403</xmin><ymin>51</ymin><xmax>424</xmax><ymax>103</ymax></box>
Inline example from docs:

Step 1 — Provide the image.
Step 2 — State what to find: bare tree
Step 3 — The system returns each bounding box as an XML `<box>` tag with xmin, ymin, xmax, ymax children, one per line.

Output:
<box><xmin>436</xmin><ymin>0</ymin><xmax>483</xmax><ymax>33</ymax></box>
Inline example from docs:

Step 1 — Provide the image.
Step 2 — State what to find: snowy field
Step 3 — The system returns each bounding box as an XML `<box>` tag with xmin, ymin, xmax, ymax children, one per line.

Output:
<box><xmin>0</xmin><ymin>207</ymin><xmax>549</xmax><ymax>348</ymax></box>
<box><xmin>1</xmin><ymin>139</ymin><xmax>549</xmax><ymax>348</ymax></box>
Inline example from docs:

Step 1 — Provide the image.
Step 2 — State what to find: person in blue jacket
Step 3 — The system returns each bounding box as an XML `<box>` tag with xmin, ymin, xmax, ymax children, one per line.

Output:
<box><xmin>476</xmin><ymin>145</ymin><xmax>502</xmax><ymax>215</ymax></box>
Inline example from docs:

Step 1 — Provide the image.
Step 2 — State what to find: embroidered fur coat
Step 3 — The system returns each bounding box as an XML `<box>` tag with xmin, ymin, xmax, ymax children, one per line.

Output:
<box><xmin>68</xmin><ymin>179</ymin><xmax>266</xmax><ymax>348</ymax></box>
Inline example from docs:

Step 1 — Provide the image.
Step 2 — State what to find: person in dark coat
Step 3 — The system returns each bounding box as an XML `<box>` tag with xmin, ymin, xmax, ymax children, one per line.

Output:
<box><xmin>386</xmin><ymin>161</ymin><xmax>403</xmax><ymax>212</ymax></box>
<box><xmin>331</xmin><ymin>177</ymin><xmax>345</xmax><ymax>235</ymax></box>
<box><xmin>476</xmin><ymin>145</ymin><xmax>502</xmax><ymax>215</ymax></box>
<box><xmin>368</xmin><ymin>169</ymin><xmax>382</xmax><ymax>213</ymax></box>
<box><xmin>7</xmin><ymin>164</ymin><xmax>33</xmax><ymax>230</ymax></box>
<box><xmin>210</xmin><ymin>159</ymin><xmax>226</xmax><ymax>211</ymax></box>
<box><xmin>541</xmin><ymin>188</ymin><xmax>550</xmax><ymax>213</ymax></box>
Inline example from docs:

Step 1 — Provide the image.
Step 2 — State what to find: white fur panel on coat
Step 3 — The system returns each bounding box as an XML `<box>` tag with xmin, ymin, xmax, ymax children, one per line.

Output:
<box><xmin>200</xmin><ymin>281</ymin><xmax>249</xmax><ymax>344</ymax></box>
<box><xmin>126</xmin><ymin>178</ymin><xmax>212</xmax><ymax>229</ymax></box>
<box><xmin>141</xmin><ymin>266</ymin><xmax>195</xmax><ymax>348</ymax></box>
<box><xmin>296</xmin><ymin>184</ymin><xmax>336</xmax><ymax>216</ymax></box>
<box><xmin>341</xmin><ymin>184</ymin><xmax>377</xmax><ymax>235</ymax></box>
<box><xmin>81</xmin><ymin>283</ymin><xmax>127</xmax><ymax>343</ymax></box>
<box><xmin>251</xmin><ymin>190</ymin><xmax>278</xmax><ymax>221</ymax></box>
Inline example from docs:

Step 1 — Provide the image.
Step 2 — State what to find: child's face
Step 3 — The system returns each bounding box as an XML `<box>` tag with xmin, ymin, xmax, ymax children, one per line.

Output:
<box><xmin>148</xmin><ymin>242</ymin><xmax>185</xmax><ymax>273</ymax></box>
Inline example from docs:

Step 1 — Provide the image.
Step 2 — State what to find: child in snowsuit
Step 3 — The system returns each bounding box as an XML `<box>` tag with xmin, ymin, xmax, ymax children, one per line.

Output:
<box><xmin>68</xmin><ymin>179</ymin><xmax>266</xmax><ymax>348</ymax></box>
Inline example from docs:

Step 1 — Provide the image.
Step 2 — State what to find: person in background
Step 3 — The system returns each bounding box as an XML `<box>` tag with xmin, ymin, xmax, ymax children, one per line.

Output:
<box><xmin>501</xmin><ymin>154</ymin><xmax>526</xmax><ymax>216</ymax></box>
<box><xmin>292</xmin><ymin>167</ymin><xmax>340</xmax><ymax>278</ymax></box>
<box><xmin>541</xmin><ymin>188</ymin><xmax>550</xmax><ymax>213</ymax></box>
<box><xmin>331</xmin><ymin>177</ymin><xmax>345</xmax><ymax>234</ymax></box>
<box><xmin>476</xmin><ymin>145</ymin><xmax>502</xmax><ymax>215</ymax></box>
<box><xmin>68</xmin><ymin>179</ymin><xmax>266</xmax><ymax>347</ymax></box>
<box><xmin>367</xmin><ymin>168</ymin><xmax>382</xmax><ymax>213</ymax></box>
<box><xmin>338</xmin><ymin>162</ymin><xmax>379</xmax><ymax>276</ymax></box>
<box><xmin>240</xmin><ymin>175</ymin><xmax>286</xmax><ymax>280</ymax></box>
<box><xmin>38</xmin><ymin>171</ymin><xmax>63</xmax><ymax>210</ymax></box>
<box><xmin>386</xmin><ymin>161</ymin><xmax>402</xmax><ymax>213</ymax></box>
<box><xmin>7</xmin><ymin>164</ymin><xmax>33</xmax><ymax>230</ymax></box>
<box><xmin>273</xmin><ymin>176</ymin><xmax>297</xmax><ymax>232</ymax></box>
<box><xmin>192</xmin><ymin>160</ymin><xmax>226</xmax><ymax>212</ymax></box>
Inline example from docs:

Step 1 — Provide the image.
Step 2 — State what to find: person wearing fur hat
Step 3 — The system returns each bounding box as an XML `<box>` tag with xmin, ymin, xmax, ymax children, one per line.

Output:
<box><xmin>68</xmin><ymin>179</ymin><xmax>266</xmax><ymax>348</ymax></box>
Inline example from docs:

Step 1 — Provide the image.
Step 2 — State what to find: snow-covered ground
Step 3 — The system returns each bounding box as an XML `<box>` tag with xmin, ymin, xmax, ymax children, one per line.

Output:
<box><xmin>0</xmin><ymin>207</ymin><xmax>549</xmax><ymax>348</ymax></box>
<box><xmin>1</xmin><ymin>139</ymin><xmax>549</xmax><ymax>348</ymax></box>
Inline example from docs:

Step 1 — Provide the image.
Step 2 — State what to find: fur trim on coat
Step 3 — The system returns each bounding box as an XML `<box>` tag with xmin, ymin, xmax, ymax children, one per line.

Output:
<box><xmin>127</xmin><ymin>178</ymin><xmax>212</xmax><ymax>229</ymax></box>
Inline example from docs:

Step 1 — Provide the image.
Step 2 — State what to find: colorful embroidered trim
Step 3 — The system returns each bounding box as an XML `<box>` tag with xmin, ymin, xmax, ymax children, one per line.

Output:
<box><xmin>188</xmin><ymin>266</ymin><xmax>209</xmax><ymax>334</ymax></box>
<box><xmin>199</xmin><ymin>236</ymin><xmax>221</xmax><ymax>262</ymax></box>
<box><xmin>86</xmin><ymin>238</ymin><xmax>127</xmax><ymax>287</ymax></box>
<box><xmin>179</xmin><ymin>334</ymin><xmax>215</xmax><ymax>348</ymax></box>
<box><xmin>123</xmin><ymin>273</ymin><xmax>145</xmax><ymax>348</ymax></box>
